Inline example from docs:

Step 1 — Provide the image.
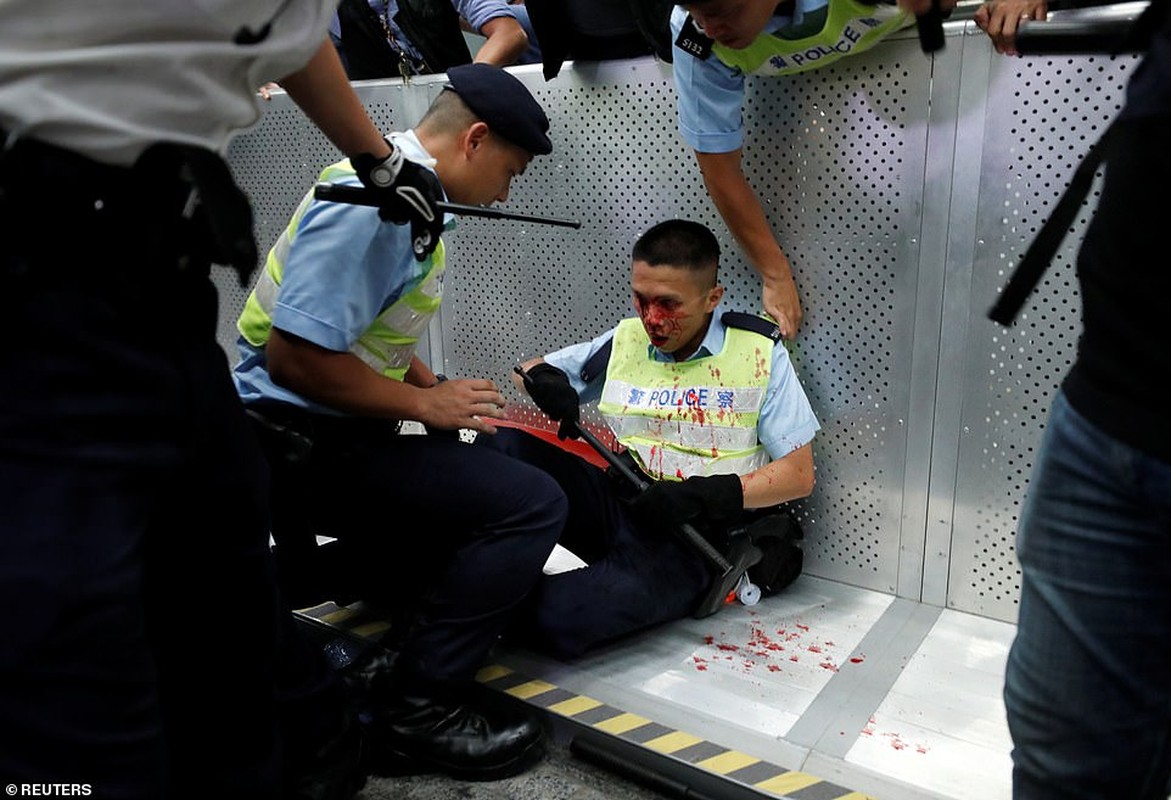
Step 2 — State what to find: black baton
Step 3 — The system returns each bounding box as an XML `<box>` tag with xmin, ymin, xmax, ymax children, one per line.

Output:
<box><xmin>313</xmin><ymin>183</ymin><xmax>582</xmax><ymax>229</ymax></box>
<box><xmin>916</xmin><ymin>0</ymin><xmax>945</xmax><ymax>53</ymax></box>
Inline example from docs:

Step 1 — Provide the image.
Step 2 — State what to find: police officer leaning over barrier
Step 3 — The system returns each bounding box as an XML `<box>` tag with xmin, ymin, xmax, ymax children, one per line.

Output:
<box><xmin>482</xmin><ymin>219</ymin><xmax>819</xmax><ymax>658</ymax></box>
<box><xmin>0</xmin><ymin>1</ymin><xmax>443</xmax><ymax>798</ymax></box>
<box><xmin>233</xmin><ymin>63</ymin><xmax>567</xmax><ymax>782</ymax></box>
<box><xmin>667</xmin><ymin>0</ymin><xmax>956</xmax><ymax>340</ymax></box>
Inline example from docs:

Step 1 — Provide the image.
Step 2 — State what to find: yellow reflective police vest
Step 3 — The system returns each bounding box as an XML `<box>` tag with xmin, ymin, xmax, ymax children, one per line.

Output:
<box><xmin>597</xmin><ymin>318</ymin><xmax>772</xmax><ymax>482</ymax></box>
<box><xmin>711</xmin><ymin>0</ymin><xmax>912</xmax><ymax>77</ymax></box>
<box><xmin>236</xmin><ymin>160</ymin><xmax>445</xmax><ymax>382</ymax></box>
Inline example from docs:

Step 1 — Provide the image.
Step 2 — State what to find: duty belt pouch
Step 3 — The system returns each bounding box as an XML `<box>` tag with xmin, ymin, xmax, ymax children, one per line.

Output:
<box><xmin>394</xmin><ymin>0</ymin><xmax>473</xmax><ymax>74</ymax></box>
<box><xmin>245</xmin><ymin>408</ymin><xmax>314</xmax><ymax>465</ymax></box>
<box><xmin>134</xmin><ymin>143</ymin><xmax>258</xmax><ymax>286</ymax></box>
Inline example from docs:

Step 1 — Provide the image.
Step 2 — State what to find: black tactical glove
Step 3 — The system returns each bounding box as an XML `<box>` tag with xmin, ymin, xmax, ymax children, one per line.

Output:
<box><xmin>629</xmin><ymin>473</ymin><xmax>744</xmax><ymax>536</ymax></box>
<box><xmin>523</xmin><ymin>363</ymin><xmax>581</xmax><ymax>440</ymax></box>
<box><xmin>352</xmin><ymin>139</ymin><xmax>444</xmax><ymax>261</ymax></box>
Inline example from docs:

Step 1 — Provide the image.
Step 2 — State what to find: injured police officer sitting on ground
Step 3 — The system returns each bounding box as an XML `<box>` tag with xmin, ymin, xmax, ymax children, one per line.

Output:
<box><xmin>231</xmin><ymin>63</ymin><xmax>569</xmax><ymax>782</ymax></box>
<box><xmin>666</xmin><ymin>0</ymin><xmax>957</xmax><ymax>339</ymax></box>
<box><xmin>480</xmin><ymin>219</ymin><xmax>819</xmax><ymax>659</ymax></box>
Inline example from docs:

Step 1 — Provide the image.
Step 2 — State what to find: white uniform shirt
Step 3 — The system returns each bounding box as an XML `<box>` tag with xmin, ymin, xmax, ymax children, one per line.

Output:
<box><xmin>0</xmin><ymin>0</ymin><xmax>337</xmax><ymax>166</ymax></box>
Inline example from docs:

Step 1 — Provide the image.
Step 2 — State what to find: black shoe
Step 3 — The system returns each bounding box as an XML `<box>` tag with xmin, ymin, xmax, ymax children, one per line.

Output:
<box><xmin>367</xmin><ymin>681</ymin><xmax>546</xmax><ymax>782</ymax></box>
<box><xmin>282</xmin><ymin>709</ymin><xmax>368</xmax><ymax>800</ymax></box>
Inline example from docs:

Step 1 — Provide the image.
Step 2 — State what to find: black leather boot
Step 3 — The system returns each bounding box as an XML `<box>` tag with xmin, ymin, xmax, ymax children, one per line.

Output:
<box><xmin>366</xmin><ymin>674</ymin><xmax>546</xmax><ymax>781</ymax></box>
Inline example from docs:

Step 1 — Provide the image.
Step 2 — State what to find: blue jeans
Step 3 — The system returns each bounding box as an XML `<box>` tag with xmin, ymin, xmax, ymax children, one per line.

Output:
<box><xmin>1004</xmin><ymin>391</ymin><xmax>1171</xmax><ymax>799</ymax></box>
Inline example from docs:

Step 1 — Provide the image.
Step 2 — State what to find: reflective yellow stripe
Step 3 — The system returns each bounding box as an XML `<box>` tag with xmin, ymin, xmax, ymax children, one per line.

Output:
<box><xmin>475</xmin><ymin>664</ymin><xmax>513</xmax><ymax>682</ymax></box>
<box><xmin>627</xmin><ymin>441</ymin><xmax>769</xmax><ymax>481</ymax></box>
<box><xmin>507</xmin><ymin>680</ymin><xmax>558</xmax><ymax>700</ymax></box>
<box><xmin>237</xmin><ymin>160</ymin><xmax>355</xmax><ymax>346</ymax></box>
<box><xmin>594</xmin><ymin>713</ymin><xmax>651</xmax><ymax>735</ymax></box>
<box><xmin>549</xmin><ymin>696</ymin><xmax>604</xmax><ymax>716</ymax></box>
<box><xmin>644</xmin><ymin>730</ymin><xmax>703</xmax><ymax>754</ymax></box>
<box><xmin>756</xmin><ymin>771</ymin><xmax>823</xmax><ymax>793</ymax></box>
<box><xmin>599</xmin><ymin>318</ymin><xmax>771</xmax><ymax>480</ymax></box>
<box><xmin>696</xmin><ymin>751</ymin><xmax>760</xmax><ymax>774</ymax></box>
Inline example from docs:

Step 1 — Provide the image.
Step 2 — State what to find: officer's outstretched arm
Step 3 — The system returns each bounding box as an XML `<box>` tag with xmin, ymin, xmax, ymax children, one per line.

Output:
<box><xmin>278</xmin><ymin>41</ymin><xmax>391</xmax><ymax>167</ymax></box>
<box><xmin>695</xmin><ymin>149</ymin><xmax>803</xmax><ymax>340</ymax></box>
<box><xmin>266</xmin><ymin>328</ymin><xmax>506</xmax><ymax>435</ymax></box>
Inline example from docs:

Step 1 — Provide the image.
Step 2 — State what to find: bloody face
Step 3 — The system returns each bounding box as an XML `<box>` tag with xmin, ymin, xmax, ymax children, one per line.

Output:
<box><xmin>631</xmin><ymin>260</ymin><xmax>722</xmax><ymax>360</ymax></box>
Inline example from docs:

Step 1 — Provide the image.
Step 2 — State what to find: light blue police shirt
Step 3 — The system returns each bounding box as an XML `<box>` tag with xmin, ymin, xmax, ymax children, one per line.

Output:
<box><xmin>543</xmin><ymin>304</ymin><xmax>820</xmax><ymax>459</ymax></box>
<box><xmin>233</xmin><ymin>130</ymin><xmax>453</xmax><ymax>415</ymax></box>
<box><xmin>670</xmin><ymin>1</ymin><xmax>830</xmax><ymax>154</ymax></box>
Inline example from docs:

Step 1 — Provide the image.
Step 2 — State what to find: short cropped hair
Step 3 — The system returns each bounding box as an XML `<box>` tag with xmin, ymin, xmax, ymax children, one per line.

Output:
<box><xmin>632</xmin><ymin>219</ymin><xmax>720</xmax><ymax>276</ymax></box>
<box><xmin>417</xmin><ymin>88</ymin><xmax>480</xmax><ymax>135</ymax></box>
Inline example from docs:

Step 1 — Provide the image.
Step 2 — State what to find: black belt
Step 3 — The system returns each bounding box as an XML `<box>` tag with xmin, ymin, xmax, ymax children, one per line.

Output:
<box><xmin>247</xmin><ymin>401</ymin><xmax>402</xmax><ymax>456</ymax></box>
<box><xmin>0</xmin><ymin>130</ymin><xmax>257</xmax><ymax>284</ymax></box>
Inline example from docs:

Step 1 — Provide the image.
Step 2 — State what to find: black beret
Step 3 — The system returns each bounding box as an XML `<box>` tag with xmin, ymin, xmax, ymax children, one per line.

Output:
<box><xmin>445</xmin><ymin>63</ymin><xmax>552</xmax><ymax>156</ymax></box>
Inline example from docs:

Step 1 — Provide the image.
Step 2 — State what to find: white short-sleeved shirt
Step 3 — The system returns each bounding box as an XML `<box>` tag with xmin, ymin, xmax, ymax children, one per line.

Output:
<box><xmin>0</xmin><ymin>0</ymin><xmax>337</xmax><ymax>167</ymax></box>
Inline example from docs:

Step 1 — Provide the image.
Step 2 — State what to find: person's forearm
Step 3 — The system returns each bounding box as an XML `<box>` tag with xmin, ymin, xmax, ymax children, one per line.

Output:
<box><xmin>268</xmin><ymin>331</ymin><xmax>427</xmax><ymax>419</ymax></box>
<box><xmin>472</xmin><ymin>17</ymin><xmax>528</xmax><ymax>66</ymax></box>
<box><xmin>696</xmin><ymin>149</ymin><xmax>793</xmax><ymax>285</ymax></box>
<box><xmin>404</xmin><ymin>355</ymin><xmax>441</xmax><ymax>388</ymax></box>
<box><xmin>279</xmin><ymin>40</ymin><xmax>390</xmax><ymax>159</ymax></box>
<box><xmin>697</xmin><ymin>149</ymin><xmax>802</xmax><ymax>336</ymax></box>
<box><xmin>739</xmin><ymin>444</ymin><xmax>815</xmax><ymax>508</ymax></box>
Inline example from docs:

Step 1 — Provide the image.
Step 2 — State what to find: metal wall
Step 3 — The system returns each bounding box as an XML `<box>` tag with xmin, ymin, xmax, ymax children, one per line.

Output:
<box><xmin>220</xmin><ymin>23</ymin><xmax>1138</xmax><ymax>623</ymax></box>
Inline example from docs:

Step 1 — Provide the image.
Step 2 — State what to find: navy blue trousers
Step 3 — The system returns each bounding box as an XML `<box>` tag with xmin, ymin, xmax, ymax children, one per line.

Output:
<box><xmin>476</xmin><ymin>428</ymin><xmax>710</xmax><ymax>659</ymax></box>
<box><xmin>259</xmin><ymin>416</ymin><xmax>567</xmax><ymax>686</ymax></box>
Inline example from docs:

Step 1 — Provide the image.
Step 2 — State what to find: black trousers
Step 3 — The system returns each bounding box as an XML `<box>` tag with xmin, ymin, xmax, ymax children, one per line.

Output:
<box><xmin>0</xmin><ymin>138</ymin><xmax>339</xmax><ymax>799</ymax></box>
<box><xmin>248</xmin><ymin>404</ymin><xmax>568</xmax><ymax>686</ymax></box>
<box><xmin>476</xmin><ymin>428</ymin><xmax>711</xmax><ymax>659</ymax></box>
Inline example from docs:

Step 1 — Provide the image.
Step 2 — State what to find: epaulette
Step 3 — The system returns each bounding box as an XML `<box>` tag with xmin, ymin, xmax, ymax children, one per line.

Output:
<box><xmin>721</xmin><ymin>311</ymin><xmax>782</xmax><ymax>343</ymax></box>
<box><xmin>580</xmin><ymin>335</ymin><xmax>614</xmax><ymax>383</ymax></box>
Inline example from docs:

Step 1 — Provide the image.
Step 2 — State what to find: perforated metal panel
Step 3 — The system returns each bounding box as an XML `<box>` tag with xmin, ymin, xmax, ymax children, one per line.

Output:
<box><xmin>219</xmin><ymin>35</ymin><xmax>1136</xmax><ymax>623</ymax></box>
<box><xmin>743</xmin><ymin>42</ymin><xmax>933</xmax><ymax>592</ymax></box>
<box><xmin>941</xmin><ymin>35</ymin><xmax>1139</xmax><ymax>619</ymax></box>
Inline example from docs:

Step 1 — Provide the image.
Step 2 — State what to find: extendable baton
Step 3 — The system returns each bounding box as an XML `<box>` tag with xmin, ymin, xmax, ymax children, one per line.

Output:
<box><xmin>579</xmin><ymin>424</ymin><xmax>738</xmax><ymax>577</ymax></box>
<box><xmin>313</xmin><ymin>183</ymin><xmax>582</xmax><ymax>229</ymax></box>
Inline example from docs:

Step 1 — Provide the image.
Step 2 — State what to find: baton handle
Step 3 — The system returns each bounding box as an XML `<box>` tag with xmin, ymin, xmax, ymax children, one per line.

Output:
<box><xmin>313</xmin><ymin>183</ymin><xmax>581</xmax><ymax>228</ymax></box>
<box><xmin>916</xmin><ymin>0</ymin><xmax>945</xmax><ymax>52</ymax></box>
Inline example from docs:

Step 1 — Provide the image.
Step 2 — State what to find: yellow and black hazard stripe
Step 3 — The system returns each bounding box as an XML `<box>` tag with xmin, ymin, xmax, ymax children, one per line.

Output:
<box><xmin>475</xmin><ymin>663</ymin><xmax>873</xmax><ymax>800</ymax></box>
<box><xmin>297</xmin><ymin>602</ymin><xmax>874</xmax><ymax>800</ymax></box>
